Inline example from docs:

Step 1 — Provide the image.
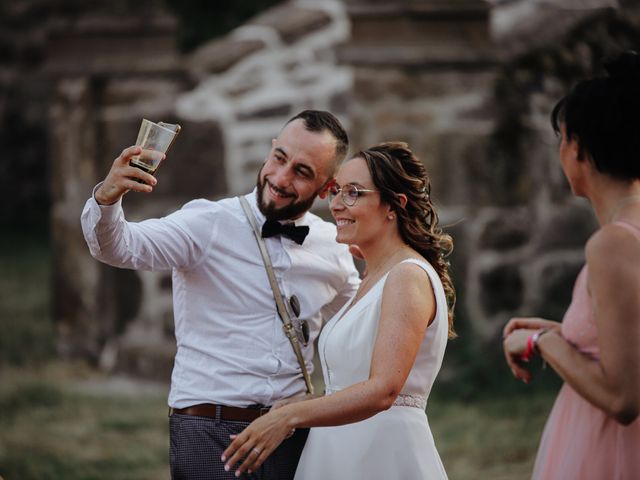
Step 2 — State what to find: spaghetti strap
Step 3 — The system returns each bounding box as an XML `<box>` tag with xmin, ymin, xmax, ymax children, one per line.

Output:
<box><xmin>612</xmin><ymin>220</ymin><xmax>640</xmax><ymax>239</ymax></box>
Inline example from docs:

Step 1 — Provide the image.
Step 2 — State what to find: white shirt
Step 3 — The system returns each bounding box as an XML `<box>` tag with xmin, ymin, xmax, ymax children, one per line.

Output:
<box><xmin>81</xmin><ymin>188</ymin><xmax>360</xmax><ymax>408</ymax></box>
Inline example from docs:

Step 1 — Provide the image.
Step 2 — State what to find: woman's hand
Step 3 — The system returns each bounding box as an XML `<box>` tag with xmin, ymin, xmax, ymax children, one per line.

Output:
<box><xmin>503</xmin><ymin>317</ymin><xmax>560</xmax><ymax>383</ymax></box>
<box><xmin>221</xmin><ymin>408</ymin><xmax>294</xmax><ymax>477</ymax></box>
<box><xmin>503</xmin><ymin>327</ymin><xmax>537</xmax><ymax>384</ymax></box>
<box><xmin>503</xmin><ymin>317</ymin><xmax>560</xmax><ymax>339</ymax></box>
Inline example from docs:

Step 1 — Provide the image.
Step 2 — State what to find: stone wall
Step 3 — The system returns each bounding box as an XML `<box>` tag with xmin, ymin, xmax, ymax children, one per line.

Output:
<box><xmin>342</xmin><ymin>0</ymin><xmax>639</xmax><ymax>360</ymax></box>
<box><xmin>41</xmin><ymin>0</ymin><xmax>355</xmax><ymax>380</ymax></box>
<box><xmin>35</xmin><ymin>0</ymin><xmax>640</xmax><ymax>380</ymax></box>
<box><xmin>176</xmin><ymin>0</ymin><xmax>352</xmax><ymax>194</ymax></box>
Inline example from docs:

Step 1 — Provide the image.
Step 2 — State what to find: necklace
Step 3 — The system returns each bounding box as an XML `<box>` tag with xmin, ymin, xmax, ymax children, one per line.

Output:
<box><xmin>607</xmin><ymin>194</ymin><xmax>640</xmax><ymax>223</ymax></box>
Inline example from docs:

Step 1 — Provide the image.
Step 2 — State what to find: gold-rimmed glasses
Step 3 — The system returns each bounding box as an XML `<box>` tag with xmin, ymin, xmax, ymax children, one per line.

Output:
<box><xmin>327</xmin><ymin>183</ymin><xmax>379</xmax><ymax>206</ymax></box>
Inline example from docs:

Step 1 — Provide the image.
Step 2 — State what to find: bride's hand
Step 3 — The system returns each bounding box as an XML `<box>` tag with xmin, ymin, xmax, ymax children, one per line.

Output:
<box><xmin>221</xmin><ymin>408</ymin><xmax>294</xmax><ymax>476</ymax></box>
<box><xmin>272</xmin><ymin>393</ymin><xmax>315</xmax><ymax>410</ymax></box>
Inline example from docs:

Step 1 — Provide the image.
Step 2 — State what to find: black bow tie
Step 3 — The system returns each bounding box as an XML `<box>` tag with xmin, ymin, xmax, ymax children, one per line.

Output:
<box><xmin>261</xmin><ymin>219</ymin><xmax>310</xmax><ymax>245</ymax></box>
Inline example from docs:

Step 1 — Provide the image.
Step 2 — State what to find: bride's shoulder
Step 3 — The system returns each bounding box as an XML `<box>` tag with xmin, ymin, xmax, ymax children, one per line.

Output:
<box><xmin>385</xmin><ymin>259</ymin><xmax>435</xmax><ymax>296</ymax></box>
<box><xmin>381</xmin><ymin>260</ymin><xmax>436</xmax><ymax>325</ymax></box>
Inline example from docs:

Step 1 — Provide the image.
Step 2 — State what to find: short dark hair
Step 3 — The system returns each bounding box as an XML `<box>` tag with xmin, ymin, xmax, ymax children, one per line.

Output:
<box><xmin>551</xmin><ymin>50</ymin><xmax>640</xmax><ymax>180</ymax></box>
<box><xmin>286</xmin><ymin>110</ymin><xmax>349</xmax><ymax>166</ymax></box>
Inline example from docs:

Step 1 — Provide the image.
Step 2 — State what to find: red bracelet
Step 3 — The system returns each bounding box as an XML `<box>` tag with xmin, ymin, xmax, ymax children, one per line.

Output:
<box><xmin>521</xmin><ymin>333</ymin><xmax>535</xmax><ymax>362</ymax></box>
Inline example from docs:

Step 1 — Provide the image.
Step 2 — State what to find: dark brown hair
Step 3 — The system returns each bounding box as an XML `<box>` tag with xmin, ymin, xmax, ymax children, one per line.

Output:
<box><xmin>286</xmin><ymin>110</ymin><xmax>349</xmax><ymax>171</ymax></box>
<box><xmin>357</xmin><ymin>142</ymin><xmax>456</xmax><ymax>338</ymax></box>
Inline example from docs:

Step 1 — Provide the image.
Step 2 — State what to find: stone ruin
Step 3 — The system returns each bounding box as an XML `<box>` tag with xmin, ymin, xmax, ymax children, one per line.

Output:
<box><xmin>8</xmin><ymin>0</ymin><xmax>636</xmax><ymax>379</ymax></box>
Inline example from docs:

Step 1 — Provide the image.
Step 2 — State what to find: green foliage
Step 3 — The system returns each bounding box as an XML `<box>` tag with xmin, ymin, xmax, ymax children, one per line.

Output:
<box><xmin>163</xmin><ymin>0</ymin><xmax>284</xmax><ymax>52</ymax></box>
<box><xmin>0</xmin><ymin>232</ymin><xmax>54</xmax><ymax>366</ymax></box>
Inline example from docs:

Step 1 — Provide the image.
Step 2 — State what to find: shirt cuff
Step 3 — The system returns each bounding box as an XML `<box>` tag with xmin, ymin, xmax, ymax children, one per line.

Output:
<box><xmin>91</xmin><ymin>182</ymin><xmax>123</xmax><ymax>223</ymax></box>
<box><xmin>81</xmin><ymin>182</ymin><xmax>124</xmax><ymax>256</ymax></box>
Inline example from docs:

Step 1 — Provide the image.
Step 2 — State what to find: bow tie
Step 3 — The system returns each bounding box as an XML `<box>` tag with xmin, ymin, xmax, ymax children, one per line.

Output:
<box><xmin>261</xmin><ymin>219</ymin><xmax>310</xmax><ymax>245</ymax></box>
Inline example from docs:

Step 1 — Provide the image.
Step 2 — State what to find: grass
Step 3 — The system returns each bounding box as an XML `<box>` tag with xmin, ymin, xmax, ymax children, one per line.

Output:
<box><xmin>0</xmin><ymin>233</ymin><xmax>558</xmax><ymax>479</ymax></box>
<box><xmin>0</xmin><ymin>363</ymin><xmax>556</xmax><ymax>480</ymax></box>
<box><xmin>431</xmin><ymin>390</ymin><xmax>555</xmax><ymax>479</ymax></box>
<box><xmin>0</xmin><ymin>364</ymin><xmax>169</xmax><ymax>480</ymax></box>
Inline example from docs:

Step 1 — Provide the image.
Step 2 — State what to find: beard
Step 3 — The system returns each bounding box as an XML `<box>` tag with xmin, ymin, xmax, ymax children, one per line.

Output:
<box><xmin>256</xmin><ymin>170</ymin><xmax>320</xmax><ymax>221</ymax></box>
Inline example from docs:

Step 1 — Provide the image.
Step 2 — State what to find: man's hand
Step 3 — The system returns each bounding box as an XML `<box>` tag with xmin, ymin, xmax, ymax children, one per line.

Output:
<box><xmin>94</xmin><ymin>146</ymin><xmax>160</xmax><ymax>205</ymax></box>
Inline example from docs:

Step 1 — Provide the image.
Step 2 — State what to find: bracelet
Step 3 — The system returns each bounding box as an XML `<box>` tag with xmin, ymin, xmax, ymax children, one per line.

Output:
<box><xmin>521</xmin><ymin>328</ymin><xmax>549</xmax><ymax>363</ymax></box>
<box><xmin>531</xmin><ymin>328</ymin><xmax>549</xmax><ymax>354</ymax></box>
<box><xmin>521</xmin><ymin>333</ymin><xmax>535</xmax><ymax>362</ymax></box>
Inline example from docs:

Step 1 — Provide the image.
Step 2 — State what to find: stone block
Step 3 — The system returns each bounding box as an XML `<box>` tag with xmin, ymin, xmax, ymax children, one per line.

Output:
<box><xmin>237</xmin><ymin>104</ymin><xmax>292</xmax><ymax>121</ymax></box>
<box><xmin>188</xmin><ymin>38</ymin><xmax>265</xmax><ymax>76</ymax></box>
<box><xmin>160</xmin><ymin>119</ymin><xmax>226</xmax><ymax>198</ymax></box>
<box><xmin>536</xmin><ymin>203</ymin><xmax>598</xmax><ymax>251</ymax></box>
<box><xmin>530</xmin><ymin>253</ymin><xmax>584</xmax><ymax>321</ymax></box>
<box><xmin>478</xmin><ymin>208</ymin><xmax>532</xmax><ymax>250</ymax></box>
<box><xmin>115</xmin><ymin>340</ymin><xmax>177</xmax><ymax>382</ymax></box>
<box><xmin>53</xmin><ymin>224</ymin><xmax>101</xmax><ymax>361</ymax></box>
<box><xmin>43</xmin><ymin>16</ymin><xmax>180</xmax><ymax>75</ymax></box>
<box><xmin>341</xmin><ymin>0</ymin><xmax>495</xmax><ymax>67</ymax></box>
<box><xmin>252</xmin><ymin>3</ymin><xmax>333</xmax><ymax>44</ymax></box>
<box><xmin>101</xmin><ymin>78</ymin><xmax>187</xmax><ymax>107</ymax></box>
<box><xmin>329</xmin><ymin>90</ymin><xmax>351</xmax><ymax>115</ymax></box>
<box><xmin>478</xmin><ymin>261</ymin><xmax>524</xmax><ymax>315</ymax></box>
<box><xmin>344</xmin><ymin>0</ymin><xmax>491</xmax><ymax>16</ymax></box>
<box><xmin>97</xmin><ymin>266</ymin><xmax>143</xmax><ymax>339</ymax></box>
<box><xmin>430</xmin><ymin>132</ymin><xmax>499</xmax><ymax>207</ymax></box>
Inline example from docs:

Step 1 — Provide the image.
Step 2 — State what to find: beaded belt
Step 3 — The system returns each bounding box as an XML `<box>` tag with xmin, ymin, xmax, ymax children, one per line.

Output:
<box><xmin>325</xmin><ymin>387</ymin><xmax>427</xmax><ymax>410</ymax></box>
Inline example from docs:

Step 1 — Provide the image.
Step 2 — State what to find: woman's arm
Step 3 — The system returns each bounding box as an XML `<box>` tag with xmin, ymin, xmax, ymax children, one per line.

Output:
<box><xmin>544</xmin><ymin>226</ymin><xmax>640</xmax><ymax>423</ymax></box>
<box><xmin>505</xmin><ymin>225</ymin><xmax>640</xmax><ymax>424</ymax></box>
<box><xmin>222</xmin><ymin>262</ymin><xmax>436</xmax><ymax>476</ymax></box>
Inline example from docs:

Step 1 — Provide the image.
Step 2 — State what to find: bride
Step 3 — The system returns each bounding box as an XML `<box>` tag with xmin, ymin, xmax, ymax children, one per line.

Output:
<box><xmin>222</xmin><ymin>142</ymin><xmax>455</xmax><ymax>479</ymax></box>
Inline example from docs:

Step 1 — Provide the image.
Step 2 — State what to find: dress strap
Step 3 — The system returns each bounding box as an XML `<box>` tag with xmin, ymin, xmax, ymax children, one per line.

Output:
<box><xmin>613</xmin><ymin>220</ymin><xmax>640</xmax><ymax>239</ymax></box>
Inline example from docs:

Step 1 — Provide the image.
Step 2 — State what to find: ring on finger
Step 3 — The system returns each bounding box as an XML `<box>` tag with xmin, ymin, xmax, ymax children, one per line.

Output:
<box><xmin>252</xmin><ymin>448</ymin><xmax>261</xmax><ymax>456</ymax></box>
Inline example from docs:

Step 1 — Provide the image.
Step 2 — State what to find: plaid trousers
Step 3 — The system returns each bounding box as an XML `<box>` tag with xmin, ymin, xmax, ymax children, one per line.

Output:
<box><xmin>170</xmin><ymin>412</ymin><xmax>309</xmax><ymax>480</ymax></box>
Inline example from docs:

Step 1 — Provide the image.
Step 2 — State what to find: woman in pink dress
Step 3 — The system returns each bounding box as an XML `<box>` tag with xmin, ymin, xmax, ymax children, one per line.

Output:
<box><xmin>503</xmin><ymin>51</ymin><xmax>640</xmax><ymax>479</ymax></box>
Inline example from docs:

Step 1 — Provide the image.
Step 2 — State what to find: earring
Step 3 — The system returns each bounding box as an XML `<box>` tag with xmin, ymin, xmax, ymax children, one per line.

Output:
<box><xmin>387</xmin><ymin>213</ymin><xmax>395</xmax><ymax>220</ymax></box>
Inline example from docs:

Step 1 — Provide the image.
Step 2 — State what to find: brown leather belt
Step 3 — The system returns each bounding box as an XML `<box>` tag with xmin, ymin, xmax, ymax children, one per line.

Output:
<box><xmin>169</xmin><ymin>403</ymin><xmax>271</xmax><ymax>422</ymax></box>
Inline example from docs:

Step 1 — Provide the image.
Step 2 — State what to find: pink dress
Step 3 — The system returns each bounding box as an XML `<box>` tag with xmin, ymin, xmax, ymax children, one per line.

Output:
<box><xmin>532</xmin><ymin>222</ymin><xmax>640</xmax><ymax>480</ymax></box>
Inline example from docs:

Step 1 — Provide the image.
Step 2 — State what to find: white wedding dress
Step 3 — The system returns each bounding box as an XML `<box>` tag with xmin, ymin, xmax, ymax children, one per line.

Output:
<box><xmin>294</xmin><ymin>259</ymin><xmax>449</xmax><ymax>480</ymax></box>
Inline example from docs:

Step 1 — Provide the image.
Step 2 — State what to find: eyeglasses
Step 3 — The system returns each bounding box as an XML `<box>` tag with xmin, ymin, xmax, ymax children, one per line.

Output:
<box><xmin>286</xmin><ymin>294</ymin><xmax>309</xmax><ymax>347</ymax></box>
<box><xmin>328</xmin><ymin>183</ymin><xmax>379</xmax><ymax>206</ymax></box>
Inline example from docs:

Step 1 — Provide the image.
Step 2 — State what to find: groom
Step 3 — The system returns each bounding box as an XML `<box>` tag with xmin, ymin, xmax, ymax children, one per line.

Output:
<box><xmin>81</xmin><ymin>110</ymin><xmax>360</xmax><ymax>479</ymax></box>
